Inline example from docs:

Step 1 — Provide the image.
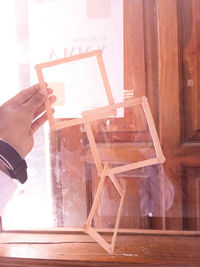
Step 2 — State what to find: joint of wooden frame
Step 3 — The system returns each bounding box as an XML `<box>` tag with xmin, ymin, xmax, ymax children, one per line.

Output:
<box><xmin>107</xmin><ymin>173</ymin><xmax>124</xmax><ymax>197</ymax></box>
<box><xmin>158</xmin><ymin>155</ymin><xmax>166</xmax><ymax>163</ymax></box>
<box><xmin>86</xmin><ymin>226</ymin><xmax>112</xmax><ymax>254</ymax></box>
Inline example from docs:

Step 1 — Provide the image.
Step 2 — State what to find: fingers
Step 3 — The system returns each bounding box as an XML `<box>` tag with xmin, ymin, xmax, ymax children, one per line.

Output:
<box><xmin>31</xmin><ymin>109</ymin><xmax>54</xmax><ymax>134</ymax></box>
<box><xmin>33</xmin><ymin>95</ymin><xmax>57</xmax><ymax>120</ymax></box>
<box><xmin>24</xmin><ymin>87</ymin><xmax>49</xmax><ymax>112</ymax></box>
<box><xmin>3</xmin><ymin>84</ymin><xmax>41</xmax><ymax>108</ymax></box>
<box><xmin>31</xmin><ymin>113</ymin><xmax>48</xmax><ymax>134</ymax></box>
<box><xmin>2</xmin><ymin>84</ymin><xmax>52</xmax><ymax>108</ymax></box>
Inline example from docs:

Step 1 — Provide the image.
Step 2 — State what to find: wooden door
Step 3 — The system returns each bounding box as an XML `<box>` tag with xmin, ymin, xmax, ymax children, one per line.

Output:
<box><xmin>158</xmin><ymin>0</ymin><xmax>200</xmax><ymax>230</ymax></box>
<box><xmin>50</xmin><ymin>0</ymin><xmax>200</xmax><ymax>232</ymax></box>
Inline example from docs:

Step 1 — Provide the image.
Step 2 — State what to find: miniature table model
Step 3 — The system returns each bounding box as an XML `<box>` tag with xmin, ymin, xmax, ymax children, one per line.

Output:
<box><xmin>35</xmin><ymin>50</ymin><xmax>165</xmax><ymax>253</ymax></box>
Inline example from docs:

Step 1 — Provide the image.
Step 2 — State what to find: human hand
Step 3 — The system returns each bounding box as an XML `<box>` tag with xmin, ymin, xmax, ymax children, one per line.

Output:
<box><xmin>0</xmin><ymin>84</ymin><xmax>56</xmax><ymax>158</ymax></box>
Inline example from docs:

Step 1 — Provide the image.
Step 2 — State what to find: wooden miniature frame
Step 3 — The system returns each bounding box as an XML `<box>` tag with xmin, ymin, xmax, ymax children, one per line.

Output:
<box><xmin>35</xmin><ymin>49</ymin><xmax>115</xmax><ymax>130</ymax></box>
<box><xmin>36</xmin><ymin>53</ymin><xmax>165</xmax><ymax>253</ymax></box>
<box><xmin>82</xmin><ymin>96</ymin><xmax>166</xmax><ymax>177</ymax></box>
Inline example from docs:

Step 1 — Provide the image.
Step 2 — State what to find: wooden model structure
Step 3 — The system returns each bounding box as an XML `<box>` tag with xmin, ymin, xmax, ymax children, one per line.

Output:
<box><xmin>35</xmin><ymin>50</ymin><xmax>166</xmax><ymax>254</ymax></box>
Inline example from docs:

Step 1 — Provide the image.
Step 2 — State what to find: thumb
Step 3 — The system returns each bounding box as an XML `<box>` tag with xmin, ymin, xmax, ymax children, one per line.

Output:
<box><xmin>24</xmin><ymin>89</ymin><xmax>47</xmax><ymax>111</ymax></box>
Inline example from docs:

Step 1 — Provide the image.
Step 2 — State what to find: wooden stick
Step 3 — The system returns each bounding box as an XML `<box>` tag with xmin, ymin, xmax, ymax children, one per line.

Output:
<box><xmin>108</xmin><ymin>173</ymin><xmax>123</xmax><ymax>197</ymax></box>
<box><xmin>82</xmin><ymin>97</ymin><xmax>143</xmax><ymax>117</ymax></box>
<box><xmin>82</xmin><ymin>109</ymin><xmax>116</xmax><ymax>118</ymax></box>
<box><xmin>141</xmin><ymin>96</ymin><xmax>165</xmax><ymax>162</ymax></box>
<box><xmin>53</xmin><ymin>109</ymin><xmax>114</xmax><ymax>131</ymax></box>
<box><xmin>86</xmin><ymin>226</ymin><xmax>111</xmax><ymax>254</ymax></box>
<box><xmin>84</xmin><ymin>164</ymin><xmax>108</xmax><ymax>231</ymax></box>
<box><xmin>52</xmin><ymin>118</ymin><xmax>85</xmax><ymax>130</ymax></box>
<box><xmin>96</xmin><ymin>54</ymin><xmax>115</xmax><ymax>106</ymax></box>
<box><xmin>35</xmin><ymin>50</ymin><xmax>102</xmax><ymax>69</ymax></box>
<box><xmin>111</xmin><ymin>188</ymin><xmax>126</xmax><ymax>253</ymax></box>
<box><xmin>84</xmin><ymin>176</ymin><xmax>105</xmax><ymax>232</ymax></box>
<box><xmin>109</xmin><ymin>158</ymin><xmax>160</xmax><ymax>175</ymax></box>
<box><xmin>84</xmin><ymin>122</ymin><xmax>103</xmax><ymax>175</ymax></box>
<box><xmin>35</xmin><ymin>68</ymin><xmax>55</xmax><ymax>128</ymax></box>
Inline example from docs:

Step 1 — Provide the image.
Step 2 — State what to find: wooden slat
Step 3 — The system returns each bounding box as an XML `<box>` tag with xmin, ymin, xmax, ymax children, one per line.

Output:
<box><xmin>156</xmin><ymin>0</ymin><xmax>180</xmax><ymax>149</ymax></box>
<box><xmin>35</xmin><ymin>68</ymin><xmax>55</xmax><ymax>128</ymax></box>
<box><xmin>35</xmin><ymin>50</ymin><xmax>102</xmax><ymax>69</ymax></box>
<box><xmin>0</xmin><ymin>233</ymin><xmax>200</xmax><ymax>264</ymax></box>
<box><xmin>96</xmin><ymin>54</ymin><xmax>115</xmax><ymax>106</ymax></box>
<box><xmin>109</xmin><ymin>158</ymin><xmax>160</xmax><ymax>175</ymax></box>
<box><xmin>108</xmin><ymin>173</ymin><xmax>123</xmax><ymax>197</ymax></box>
<box><xmin>52</xmin><ymin>97</ymin><xmax>143</xmax><ymax>131</ymax></box>
<box><xmin>111</xmin><ymin>188</ymin><xmax>126</xmax><ymax>252</ymax></box>
<box><xmin>84</xmin><ymin>143</ymin><xmax>156</xmax><ymax>164</ymax></box>
<box><xmin>84</xmin><ymin>122</ymin><xmax>103</xmax><ymax>175</ymax></box>
<box><xmin>86</xmin><ymin>226</ymin><xmax>111</xmax><ymax>254</ymax></box>
<box><xmin>156</xmin><ymin>0</ymin><xmax>183</xmax><ymax>230</ymax></box>
<box><xmin>178</xmin><ymin>0</ymin><xmax>200</xmax><ymax>141</ymax></box>
<box><xmin>1</xmin><ymin>229</ymin><xmax>200</xmax><ymax>236</ymax></box>
<box><xmin>143</xmin><ymin>0</ymin><xmax>159</xmax><ymax>127</ymax></box>
<box><xmin>182</xmin><ymin>167</ymin><xmax>200</xmax><ymax>231</ymax></box>
<box><xmin>124</xmin><ymin>0</ymin><xmax>147</xmax><ymax>133</ymax></box>
<box><xmin>141</xmin><ymin>96</ymin><xmax>165</xmax><ymax>162</ymax></box>
<box><xmin>124</xmin><ymin>0</ymin><xmax>146</xmax><ymax>97</ymax></box>
<box><xmin>84</xmin><ymin>164</ymin><xmax>108</xmax><ymax>231</ymax></box>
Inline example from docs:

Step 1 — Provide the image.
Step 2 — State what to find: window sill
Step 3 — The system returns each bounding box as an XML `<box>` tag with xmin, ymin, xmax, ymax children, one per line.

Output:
<box><xmin>0</xmin><ymin>231</ymin><xmax>199</xmax><ymax>265</ymax></box>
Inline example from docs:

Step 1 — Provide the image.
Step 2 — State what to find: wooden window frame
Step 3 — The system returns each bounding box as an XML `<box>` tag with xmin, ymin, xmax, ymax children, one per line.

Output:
<box><xmin>0</xmin><ymin>0</ymin><xmax>199</xmax><ymax>265</ymax></box>
<box><xmin>0</xmin><ymin>226</ymin><xmax>200</xmax><ymax>265</ymax></box>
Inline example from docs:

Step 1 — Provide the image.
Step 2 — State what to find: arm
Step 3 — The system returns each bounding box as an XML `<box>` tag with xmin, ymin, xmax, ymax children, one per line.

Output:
<box><xmin>0</xmin><ymin>84</ymin><xmax>56</xmax><ymax>214</ymax></box>
<box><xmin>0</xmin><ymin>84</ymin><xmax>56</xmax><ymax>158</ymax></box>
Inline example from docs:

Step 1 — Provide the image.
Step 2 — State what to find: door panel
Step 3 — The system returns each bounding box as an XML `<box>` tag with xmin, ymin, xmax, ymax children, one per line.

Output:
<box><xmin>178</xmin><ymin>0</ymin><xmax>200</xmax><ymax>142</ymax></box>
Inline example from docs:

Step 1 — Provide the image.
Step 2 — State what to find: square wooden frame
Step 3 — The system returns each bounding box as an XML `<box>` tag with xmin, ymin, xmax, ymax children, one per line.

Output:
<box><xmin>82</xmin><ymin>96</ymin><xmax>166</xmax><ymax>177</ymax></box>
<box><xmin>35</xmin><ymin>49</ymin><xmax>115</xmax><ymax>130</ymax></box>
